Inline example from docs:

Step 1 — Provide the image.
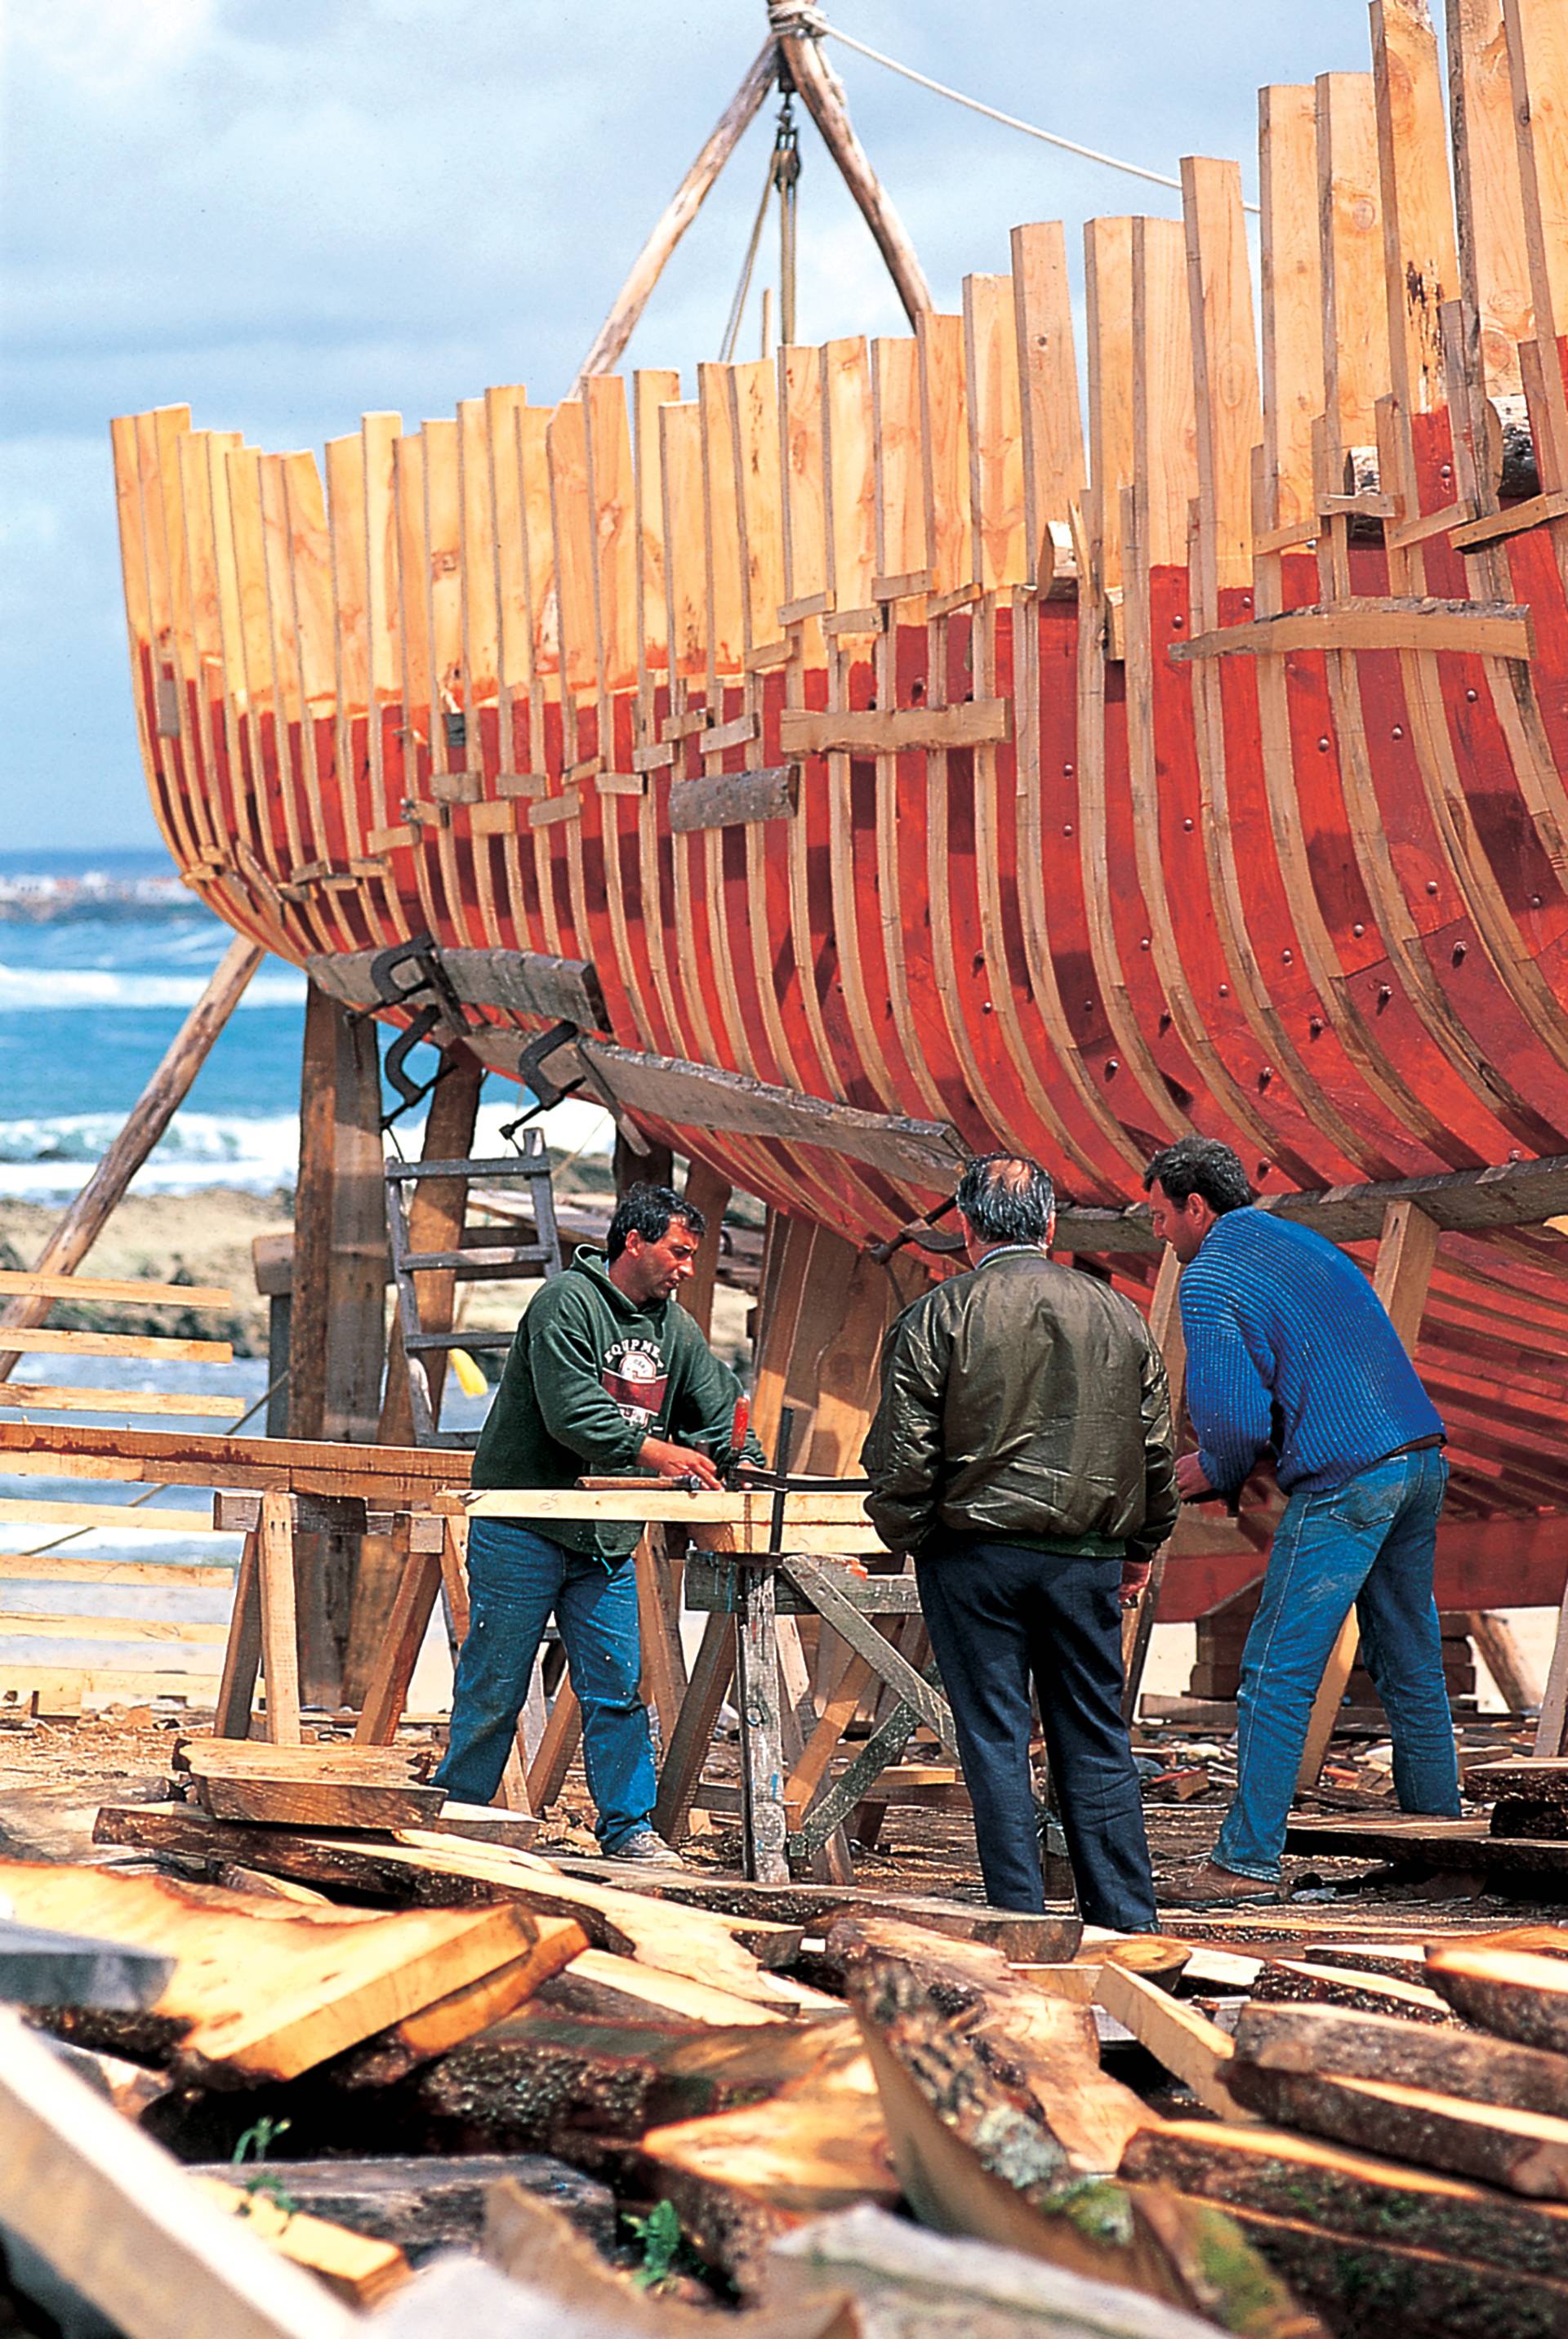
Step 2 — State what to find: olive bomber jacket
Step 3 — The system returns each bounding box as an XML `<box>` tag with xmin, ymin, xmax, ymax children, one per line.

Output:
<box><xmin>860</xmin><ymin>1246</ymin><xmax>1180</xmax><ymax>1562</ymax></box>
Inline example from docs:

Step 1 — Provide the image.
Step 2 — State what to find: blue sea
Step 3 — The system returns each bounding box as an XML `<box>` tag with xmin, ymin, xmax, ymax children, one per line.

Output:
<box><xmin>0</xmin><ymin>846</ymin><xmax>612</xmax><ymax>1200</ymax></box>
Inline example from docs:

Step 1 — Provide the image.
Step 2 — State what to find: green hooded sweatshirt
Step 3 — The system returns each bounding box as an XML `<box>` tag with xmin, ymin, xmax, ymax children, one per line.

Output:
<box><xmin>470</xmin><ymin>1246</ymin><xmax>764</xmax><ymax>1561</ymax></box>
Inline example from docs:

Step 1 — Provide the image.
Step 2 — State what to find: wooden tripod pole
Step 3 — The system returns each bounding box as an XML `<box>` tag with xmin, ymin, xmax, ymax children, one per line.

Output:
<box><xmin>572</xmin><ymin>38</ymin><xmax>779</xmax><ymax>388</ymax></box>
<box><xmin>774</xmin><ymin>16</ymin><xmax>933</xmax><ymax>327</ymax></box>
<box><xmin>0</xmin><ymin>932</ymin><xmax>263</xmax><ymax>1382</ymax></box>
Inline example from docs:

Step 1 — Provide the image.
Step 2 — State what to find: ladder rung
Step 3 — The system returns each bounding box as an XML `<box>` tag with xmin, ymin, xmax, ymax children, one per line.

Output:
<box><xmin>402</xmin><ymin>1246</ymin><xmax>553</xmax><ymax>1272</ymax></box>
<box><xmin>404</xmin><ymin>1330</ymin><xmax>513</xmax><ymax>1351</ymax></box>
<box><xmin>385</xmin><ymin>1156</ymin><xmax>550</xmax><ymax>1180</ymax></box>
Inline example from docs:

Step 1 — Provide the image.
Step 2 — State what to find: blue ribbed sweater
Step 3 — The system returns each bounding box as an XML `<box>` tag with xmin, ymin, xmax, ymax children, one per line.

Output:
<box><xmin>1178</xmin><ymin>1208</ymin><xmax>1443</xmax><ymax>1497</ymax></box>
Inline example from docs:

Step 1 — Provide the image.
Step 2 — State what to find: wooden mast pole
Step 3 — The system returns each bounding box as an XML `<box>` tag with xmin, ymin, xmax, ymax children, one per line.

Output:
<box><xmin>572</xmin><ymin>39</ymin><xmax>781</xmax><ymax>389</ymax></box>
<box><xmin>771</xmin><ymin>6</ymin><xmax>933</xmax><ymax>327</ymax></box>
<box><xmin>0</xmin><ymin>933</ymin><xmax>263</xmax><ymax>1384</ymax></box>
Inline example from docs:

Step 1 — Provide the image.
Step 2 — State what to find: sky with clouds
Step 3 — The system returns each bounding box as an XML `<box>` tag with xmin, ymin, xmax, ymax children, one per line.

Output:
<box><xmin>2</xmin><ymin>0</ymin><xmax>1390</xmax><ymax>851</ymax></box>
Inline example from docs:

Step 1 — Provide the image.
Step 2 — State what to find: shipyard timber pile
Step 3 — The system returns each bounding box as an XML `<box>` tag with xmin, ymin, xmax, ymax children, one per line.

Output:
<box><xmin>112</xmin><ymin>0</ymin><xmax>1568</xmax><ymax>1569</ymax></box>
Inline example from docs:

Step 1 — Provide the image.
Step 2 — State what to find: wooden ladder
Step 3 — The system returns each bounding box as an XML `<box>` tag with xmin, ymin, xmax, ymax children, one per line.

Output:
<box><xmin>384</xmin><ymin>1130</ymin><xmax>565</xmax><ymax>1449</ymax></box>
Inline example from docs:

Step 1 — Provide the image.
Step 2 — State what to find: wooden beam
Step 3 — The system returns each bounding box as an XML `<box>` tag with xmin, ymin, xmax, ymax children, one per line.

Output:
<box><xmin>577</xmin><ymin>1040</ymin><xmax>966</xmax><ymax>1192</ymax></box>
<box><xmin>775</xmin><ymin>29</ymin><xmax>933</xmax><ymax>331</ymax></box>
<box><xmin>288</xmin><ymin>981</ymin><xmax>387</xmax><ymax>1446</ymax></box>
<box><xmin>0</xmin><ymin>2007</ymin><xmax>357</xmax><ymax>2339</ymax></box>
<box><xmin>1168</xmin><ymin>595</ymin><xmax>1533</xmax><ymax>661</ymax></box>
<box><xmin>571</xmin><ymin>42</ymin><xmax>778</xmax><ymax>388</ymax></box>
<box><xmin>0</xmin><ymin>934</ymin><xmax>261</xmax><ymax>1387</ymax></box>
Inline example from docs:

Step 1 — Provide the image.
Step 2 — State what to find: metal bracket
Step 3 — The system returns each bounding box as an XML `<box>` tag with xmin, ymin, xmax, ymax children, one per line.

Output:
<box><xmin>369</xmin><ymin>934</ymin><xmax>466</xmax><ymax>1123</ymax></box>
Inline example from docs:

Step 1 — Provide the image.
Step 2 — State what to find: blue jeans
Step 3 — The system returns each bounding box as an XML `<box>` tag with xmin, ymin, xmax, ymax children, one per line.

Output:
<box><xmin>1214</xmin><ymin>1445</ymin><xmax>1461</xmax><ymax>1882</ymax></box>
<box><xmin>431</xmin><ymin>1518</ymin><xmax>657</xmax><ymax>1851</ymax></box>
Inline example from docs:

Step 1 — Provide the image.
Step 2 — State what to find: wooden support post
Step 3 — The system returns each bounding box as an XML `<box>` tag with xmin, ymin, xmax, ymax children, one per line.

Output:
<box><xmin>1121</xmin><ymin>1247</ymin><xmax>1187</xmax><ymax>1722</ymax></box>
<box><xmin>0</xmin><ymin>936</ymin><xmax>261</xmax><ymax>1384</ymax></box>
<box><xmin>289</xmin><ymin>982</ymin><xmax>387</xmax><ymax>1444</ymax></box>
<box><xmin>353</xmin><ymin>1538</ymin><xmax>444</xmax><ymax>1745</ymax></box>
<box><xmin>1468</xmin><ymin>1610</ymin><xmax>1542</xmax><ymax>1717</ymax></box>
<box><xmin>213</xmin><ymin>1528</ymin><xmax>261</xmax><ymax>1740</ymax></box>
<box><xmin>679</xmin><ymin>1161</ymin><xmax>732</xmax><ymax>1340</ymax></box>
<box><xmin>735</xmin><ymin>1559</ymin><xmax>789</xmax><ymax>1882</ymax></box>
<box><xmin>776</xmin><ymin>26</ymin><xmax>933</xmax><ymax>329</ymax></box>
<box><xmin>653</xmin><ymin>1611</ymin><xmax>737</xmax><ymax>1843</ymax></box>
<box><xmin>635</xmin><ymin>1530</ymin><xmax>686</xmax><ymax>1748</ymax></box>
<box><xmin>1297</xmin><ymin>1200</ymin><xmax>1441</xmax><ymax>1789</ymax></box>
<box><xmin>572</xmin><ymin>41</ymin><xmax>779</xmax><ymax>389</ymax></box>
<box><xmin>257</xmin><ymin>1491</ymin><xmax>302</xmax><ymax>1746</ymax></box>
<box><xmin>289</xmin><ymin>981</ymin><xmax>389</xmax><ymax>1709</ymax></box>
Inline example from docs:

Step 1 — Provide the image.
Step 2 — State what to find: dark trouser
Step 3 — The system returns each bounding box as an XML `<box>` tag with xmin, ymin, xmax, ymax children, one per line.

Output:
<box><xmin>915</xmin><ymin>1537</ymin><xmax>1157</xmax><ymax>1929</ymax></box>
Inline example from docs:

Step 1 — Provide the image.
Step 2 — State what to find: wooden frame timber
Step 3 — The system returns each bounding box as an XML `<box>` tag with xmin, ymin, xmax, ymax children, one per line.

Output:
<box><xmin>107</xmin><ymin>0</ymin><xmax>1568</xmax><ymax>1599</ymax></box>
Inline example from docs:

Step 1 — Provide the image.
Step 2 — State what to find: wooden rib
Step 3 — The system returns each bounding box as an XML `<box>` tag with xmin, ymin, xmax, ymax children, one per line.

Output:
<box><xmin>820</xmin><ymin>335</ymin><xmax>902</xmax><ymax>1107</ymax></box>
<box><xmin>630</xmin><ymin>370</ymin><xmax>683</xmax><ymax>1049</ymax></box>
<box><xmin>1259</xmin><ymin>89</ymin><xmax>1321</xmax><ymax>535</ymax></box>
<box><xmin>457</xmin><ymin>396</ymin><xmax>504</xmax><ymax>947</ymax></box>
<box><xmin>136</xmin><ymin>411</ymin><xmax>206</xmax><ymax>890</ymax></box>
<box><xmin>582</xmin><ymin>372</ymin><xmax>653</xmax><ymax>1045</ymax></box>
<box><xmin>1371</xmin><ymin>4</ymin><xmax>1568</xmax><ymax>1116</ymax></box>
<box><xmin>777</xmin><ymin>343</ymin><xmax>849</xmax><ymax>1098</ymax></box>
<box><xmin>356</xmin><ymin>412</ymin><xmax>410</xmax><ymax>939</ymax></box>
<box><xmin>1318</xmin><ymin>74</ymin><xmax>1392</xmax><ymax>457</ymax></box>
<box><xmin>658</xmin><ymin>399</ymin><xmax>723</xmax><ymax>1067</ymax></box>
<box><xmin>1011</xmin><ymin>221</ymin><xmax>1086</xmax><ymax>585</ymax></box>
<box><xmin>1313</xmin><ymin>77</ymin><xmax>1545</xmax><ymax>1157</ymax></box>
<box><xmin>1450</xmin><ymin>0</ymin><xmax>1532</xmax><ymax>398</ymax></box>
<box><xmin>323</xmin><ymin>429</ymin><xmax>377</xmax><ymax>924</ymax></box>
<box><xmin>545</xmin><ymin>398</ymin><xmax>598</xmax><ymax>956</ymax></box>
<box><xmin>868</xmin><ymin>335</ymin><xmax>949</xmax><ymax>1122</ymax></box>
<box><xmin>256</xmin><ymin>454</ymin><xmax>312</xmax><ymax>886</ymax></box>
<box><xmin>390</xmin><ymin>431</ymin><xmax>446</xmax><ymax>945</ymax></box>
<box><xmin>1181</xmin><ymin>156</ymin><xmax>1370</xmax><ymax>1179</ymax></box>
<box><xmin>728</xmin><ymin>355</ymin><xmax>803</xmax><ymax>1085</ymax></box>
<box><xmin>694</xmin><ymin>362</ymin><xmax>761</xmax><ymax>1075</ymax></box>
<box><xmin>1252</xmin><ymin>89</ymin><xmax>1460</xmax><ymax>1163</ymax></box>
<box><xmin>515</xmin><ymin>403</ymin><xmax>564</xmax><ymax>956</ymax></box>
<box><xmin>961</xmin><ymin>272</ymin><xmax>1107</xmax><ymax>1187</ymax></box>
<box><xmin>421</xmin><ymin>417</ymin><xmax>475</xmax><ymax>945</ymax></box>
<box><xmin>175</xmin><ymin>430</ymin><xmax>234</xmax><ymax>894</ymax></box>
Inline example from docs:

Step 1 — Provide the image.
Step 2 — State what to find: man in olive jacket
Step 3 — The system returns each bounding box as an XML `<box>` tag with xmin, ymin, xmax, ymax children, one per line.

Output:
<box><xmin>434</xmin><ymin>1182</ymin><xmax>762</xmax><ymax>1863</ymax></box>
<box><xmin>862</xmin><ymin>1153</ymin><xmax>1176</xmax><ymax>1922</ymax></box>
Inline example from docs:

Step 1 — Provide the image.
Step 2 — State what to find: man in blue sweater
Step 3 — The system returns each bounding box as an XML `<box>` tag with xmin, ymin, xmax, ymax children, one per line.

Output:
<box><xmin>1143</xmin><ymin>1136</ymin><xmax>1461</xmax><ymax>1906</ymax></box>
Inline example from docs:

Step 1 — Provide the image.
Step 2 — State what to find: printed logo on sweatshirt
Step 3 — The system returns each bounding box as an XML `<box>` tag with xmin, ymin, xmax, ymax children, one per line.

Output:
<box><xmin>603</xmin><ymin>1337</ymin><xmax>669</xmax><ymax>1431</ymax></box>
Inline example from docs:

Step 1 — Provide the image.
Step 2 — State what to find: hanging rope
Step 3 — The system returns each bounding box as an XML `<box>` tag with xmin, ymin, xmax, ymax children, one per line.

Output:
<box><xmin>815</xmin><ymin>20</ymin><xmax>1260</xmax><ymax>217</ymax></box>
<box><xmin>719</xmin><ymin>78</ymin><xmax>802</xmax><ymax>363</ymax></box>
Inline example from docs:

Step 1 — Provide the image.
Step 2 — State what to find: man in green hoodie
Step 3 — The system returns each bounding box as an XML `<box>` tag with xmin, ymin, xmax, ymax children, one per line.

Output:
<box><xmin>434</xmin><ymin>1182</ymin><xmax>763</xmax><ymax>1864</ymax></box>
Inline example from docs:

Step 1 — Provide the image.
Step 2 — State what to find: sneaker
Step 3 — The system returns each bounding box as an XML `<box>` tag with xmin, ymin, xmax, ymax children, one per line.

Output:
<box><xmin>605</xmin><ymin>1828</ymin><xmax>686</xmax><ymax>1869</ymax></box>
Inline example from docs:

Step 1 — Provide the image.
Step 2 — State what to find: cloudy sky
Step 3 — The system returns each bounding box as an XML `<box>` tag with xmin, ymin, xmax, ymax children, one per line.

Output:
<box><xmin>2</xmin><ymin>0</ymin><xmax>1386</xmax><ymax>851</ymax></box>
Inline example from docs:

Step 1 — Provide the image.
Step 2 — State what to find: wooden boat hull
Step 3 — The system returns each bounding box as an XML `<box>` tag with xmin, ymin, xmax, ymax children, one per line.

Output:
<box><xmin>111</xmin><ymin>0</ymin><xmax>1568</xmax><ymax>1584</ymax></box>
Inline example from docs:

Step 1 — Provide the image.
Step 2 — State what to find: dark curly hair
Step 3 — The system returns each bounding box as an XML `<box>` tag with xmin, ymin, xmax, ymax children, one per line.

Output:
<box><xmin>606</xmin><ymin>1183</ymin><xmax>707</xmax><ymax>1261</ymax></box>
<box><xmin>956</xmin><ymin>1152</ymin><xmax>1056</xmax><ymax>1245</ymax></box>
<box><xmin>1142</xmin><ymin>1137</ymin><xmax>1253</xmax><ymax>1215</ymax></box>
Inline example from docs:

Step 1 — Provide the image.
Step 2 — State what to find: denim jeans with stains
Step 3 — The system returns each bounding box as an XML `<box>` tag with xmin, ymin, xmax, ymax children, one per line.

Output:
<box><xmin>1214</xmin><ymin>1443</ymin><xmax>1461</xmax><ymax>1882</ymax></box>
<box><xmin>432</xmin><ymin>1517</ymin><xmax>657</xmax><ymax>1851</ymax></box>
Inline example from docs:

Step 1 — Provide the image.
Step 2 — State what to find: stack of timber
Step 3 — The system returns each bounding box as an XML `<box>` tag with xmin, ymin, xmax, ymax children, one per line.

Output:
<box><xmin>1285</xmin><ymin>1756</ymin><xmax>1568</xmax><ymax>1890</ymax></box>
<box><xmin>110</xmin><ymin>0</ymin><xmax>1568</xmax><ymax>1602</ymax></box>
<box><xmin>0</xmin><ymin>1268</ymin><xmax>248</xmax><ymax>1709</ymax></box>
<box><xmin>1102</xmin><ymin>1917</ymin><xmax>1568</xmax><ymax>2337</ymax></box>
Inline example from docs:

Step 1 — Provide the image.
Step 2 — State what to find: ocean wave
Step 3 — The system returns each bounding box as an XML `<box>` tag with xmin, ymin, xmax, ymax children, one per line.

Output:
<box><xmin>0</xmin><ymin>1098</ymin><xmax>614</xmax><ymax>1199</ymax></box>
<box><xmin>0</xmin><ymin>963</ymin><xmax>306</xmax><ymax>1013</ymax></box>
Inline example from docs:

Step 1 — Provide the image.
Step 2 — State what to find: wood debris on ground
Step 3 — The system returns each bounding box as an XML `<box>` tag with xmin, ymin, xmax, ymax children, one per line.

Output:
<box><xmin>0</xmin><ymin>1731</ymin><xmax>1566</xmax><ymax>2338</ymax></box>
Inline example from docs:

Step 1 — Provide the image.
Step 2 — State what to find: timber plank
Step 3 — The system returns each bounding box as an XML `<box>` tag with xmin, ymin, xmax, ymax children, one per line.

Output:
<box><xmin>1195</xmin><ymin>2199</ymin><xmax>1568</xmax><ymax>2339</ymax></box>
<box><xmin>1428</xmin><ymin>1944</ymin><xmax>1568</xmax><ymax>2052</ymax></box>
<box><xmin>2</xmin><ymin>1858</ymin><xmax>582</xmax><ymax>2085</ymax></box>
<box><xmin>0</xmin><ymin>1271</ymin><xmax>231</xmax><ymax>1308</ymax></box>
<box><xmin>1235</xmin><ymin>1998</ymin><xmax>1568</xmax><ymax>2117</ymax></box>
<box><xmin>1468</xmin><ymin>1758</ymin><xmax>1568</xmax><ymax>1806</ymax></box>
<box><xmin>1093</xmin><ymin>1963</ymin><xmax>1250</xmax><ymax>2119</ymax></box>
<box><xmin>1250</xmin><ymin>1956</ymin><xmax>1461</xmax><ymax>2024</ymax></box>
<box><xmin>187</xmin><ymin>2153</ymin><xmax>617</xmax><ymax>2256</ymax></box>
<box><xmin>188</xmin><ymin>2177</ymin><xmax>408</xmax><ymax>2309</ymax></box>
<box><xmin>1224</xmin><ymin>2060</ymin><xmax>1568</xmax><ymax>2197</ymax></box>
<box><xmin>90</xmin><ymin>1806</ymin><xmax>813</xmax><ymax>2006</ymax></box>
<box><xmin>0</xmin><ymin>1420</ymin><xmax>465</xmax><ymax>1500</ymax></box>
<box><xmin>0</xmin><ymin>2007</ymin><xmax>356</xmax><ymax>2339</ymax></box>
<box><xmin>189</xmin><ymin>1773</ymin><xmax>444</xmax><ymax>1829</ymax></box>
<box><xmin>1120</xmin><ymin>2118</ymin><xmax>1568</xmax><ymax>2285</ymax></box>
<box><xmin>548</xmin><ymin>1858</ymin><xmax>1081</xmax><ymax>1959</ymax></box>
<box><xmin>1167</xmin><ymin>595</ymin><xmax>1534</xmax><ymax>660</ymax></box>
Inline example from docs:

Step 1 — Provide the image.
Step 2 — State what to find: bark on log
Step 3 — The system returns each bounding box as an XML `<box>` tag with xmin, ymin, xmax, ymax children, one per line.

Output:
<box><xmin>1225</xmin><ymin>2062</ymin><xmax>1568</xmax><ymax>2199</ymax></box>
<box><xmin>1234</xmin><ymin>1998</ymin><xmax>1568</xmax><ymax>2120</ymax></box>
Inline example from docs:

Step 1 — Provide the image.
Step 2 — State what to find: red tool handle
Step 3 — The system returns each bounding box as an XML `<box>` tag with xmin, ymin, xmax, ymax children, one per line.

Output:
<box><xmin>729</xmin><ymin>1394</ymin><xmax>750</xmax><ymax>1456</ymax></box>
